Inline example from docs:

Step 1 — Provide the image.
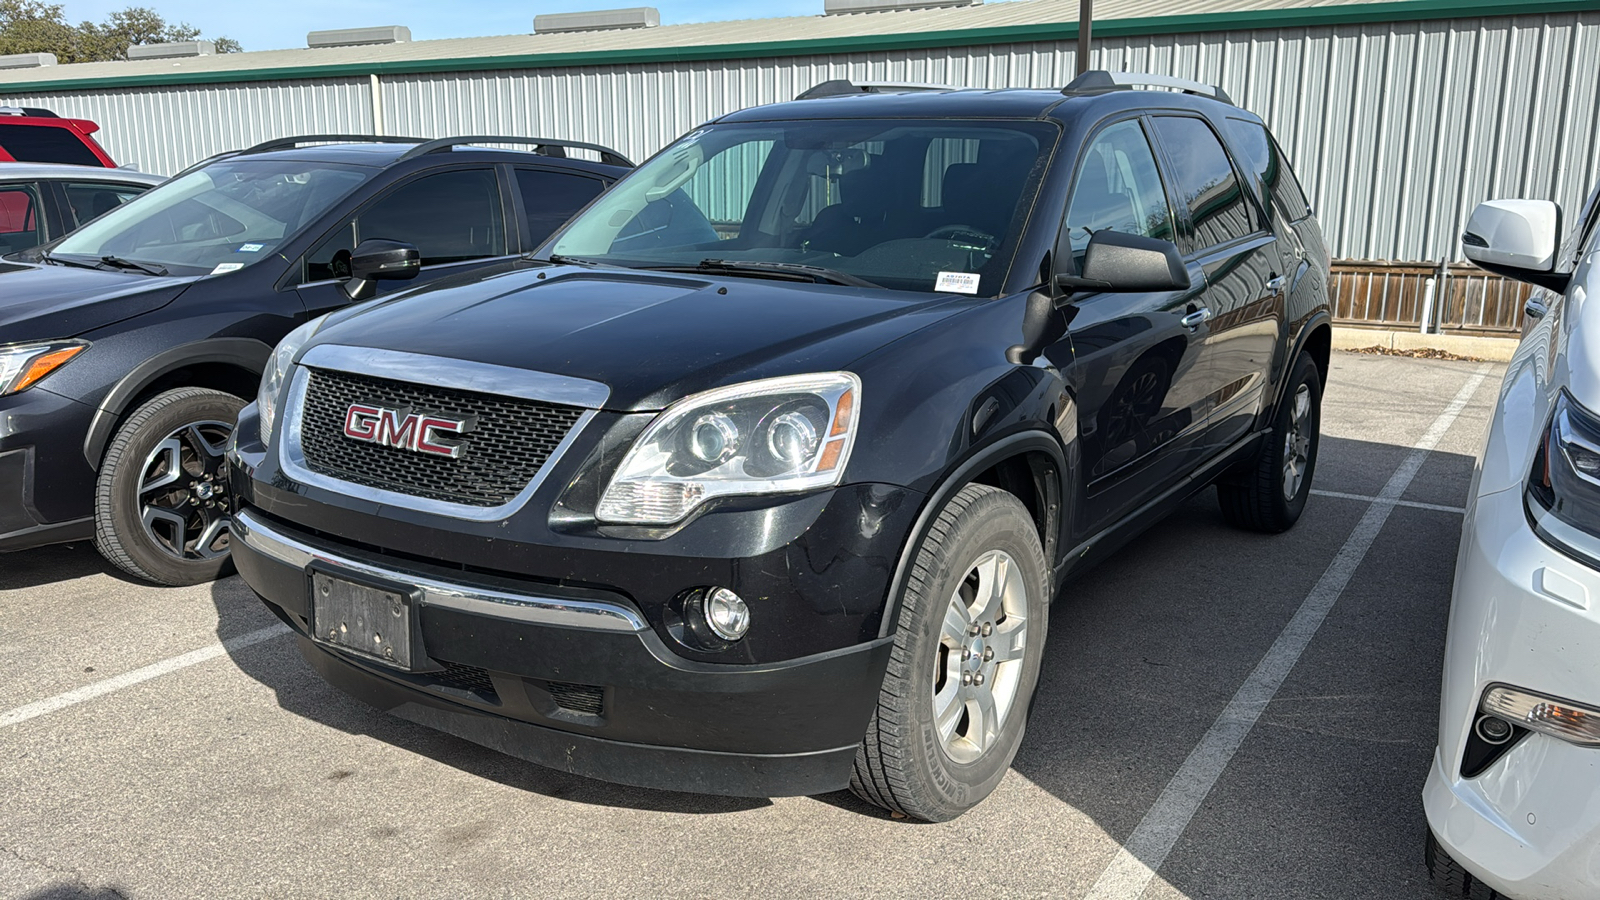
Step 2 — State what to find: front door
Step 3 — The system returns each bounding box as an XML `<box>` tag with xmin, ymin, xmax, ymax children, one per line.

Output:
<box><xmin>1045</xmin><ymin>118</ymin><xmax>1212</xmax><ymax>538</ymax></box>
<box><xmin>293</xmin><ymin>166</ymin><xmax>515</xmax><ymax>316</ymax></box>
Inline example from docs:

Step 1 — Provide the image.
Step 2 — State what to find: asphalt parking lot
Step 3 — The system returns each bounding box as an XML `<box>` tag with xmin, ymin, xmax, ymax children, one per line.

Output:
<box><xmin>0</xmin><ymin>350</ymin><xmax>1504</xmax><ymax>900</ymax></box>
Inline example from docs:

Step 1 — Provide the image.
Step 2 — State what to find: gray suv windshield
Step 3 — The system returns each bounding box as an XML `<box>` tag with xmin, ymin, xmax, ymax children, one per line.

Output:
<box><xmin>550</xmin><ymin>119</ymin><xmax>1057</xmax><ymax>295</ymax></box>
<box><xmin>53</xmin><ymin>159</ymin><xmax>371</xmax><ymax>275</ymax></box>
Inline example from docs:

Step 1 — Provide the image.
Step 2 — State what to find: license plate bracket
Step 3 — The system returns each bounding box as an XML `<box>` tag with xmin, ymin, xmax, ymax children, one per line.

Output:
<box><xmin>308</xmin><ymin>567</ymin><xmax>420</xmax><ymax>670</ymax></box>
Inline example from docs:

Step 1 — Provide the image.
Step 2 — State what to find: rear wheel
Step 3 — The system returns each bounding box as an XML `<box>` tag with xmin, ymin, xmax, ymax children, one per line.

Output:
<box><xmin>94</xmin><ymin>388</ymin><xmax>245</xmax><ymax>586</ymax></box>
<box><xmin>849</xmin><ymin>484</ymin><xmax>1049</xmax><ymax>822</ymax></box>
<box><xmin>1217</xmin><ymin>351</ymin><xmax>1321</xmax><ymax>533</ymax></box>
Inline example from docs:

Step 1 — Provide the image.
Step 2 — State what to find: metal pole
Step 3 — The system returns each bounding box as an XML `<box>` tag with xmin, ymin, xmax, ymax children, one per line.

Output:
<box><xmin>1077</xmin><ymin>0</ymin><xmax>1093</xmax><ymax>76</ymax></box>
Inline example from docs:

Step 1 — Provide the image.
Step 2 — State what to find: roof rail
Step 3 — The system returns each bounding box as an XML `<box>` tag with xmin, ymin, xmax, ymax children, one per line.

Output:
<box><xmin>396</xmin><ymin>136</ymin><xmax>634</xmax><ymax>168</ymax></box>
<box><xmin>1062</xmin><ymin>71</ymin><xmax>1233</xmax><ymax>105</ymax></box>
<box><xmin>240</xmin><ymin>134</ymin><xmax>426</xmax><ymax>155</ymax></box>
<box><xmin>795</xmin><ymin>79</ymin><xmax>963</xmax><ymax>101</ymax></box>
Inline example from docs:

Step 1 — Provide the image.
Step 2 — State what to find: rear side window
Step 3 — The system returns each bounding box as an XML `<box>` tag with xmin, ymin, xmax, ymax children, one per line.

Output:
<box><xmin>1226</xmin><ymin>118</ymin><xmax>1313</xmax><ymax>224</ymax></box>
<box><xmin>305</xmin><ymin>168</ymin><xmax>507</xmax><ymax>281</ymax></box>
<box><xmin>1151</xmin><ymin>116</ymin><xmax>1256</xmax><ymax>252</ymax></box>
<box><xmin>1063</xmin><ymin>119</ymin><xmax>1175</xmax><ymax>265</ymax></box>
<box><xmin>0</xmin><ymin>184</ymin><xmax>42</xmax><ymax>254</ymax></box>
<box><xmin>514</xmin><ymin>168</ymin><xmax>606</xmax><ymax>247</ymax></box>
<box><xmin>0</xmin><ymin>123</ymin><xmax>101</xmax><ymax>167</ymax></box>
<box><xmin>63</xmin><ymin>181</ymin><xmax>148</xmax><ymax>227</ymax></box>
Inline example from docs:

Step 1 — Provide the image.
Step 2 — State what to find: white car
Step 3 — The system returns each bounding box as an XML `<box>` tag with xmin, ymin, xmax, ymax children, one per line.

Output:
<box><xmin>1425</xmin><ymin>186</ymin><xmax>1600</xmax><ymax>899</ymax></box>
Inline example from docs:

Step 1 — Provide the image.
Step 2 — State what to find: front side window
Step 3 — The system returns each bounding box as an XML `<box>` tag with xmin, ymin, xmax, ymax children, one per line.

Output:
<box><xmin>551</xmin><ymin>119</ymin><xmax>1057</xmax><ymax>296</ymax></box>
<box><xmin>516</xmin><ymin>168</ymin><xmax>606</xmax><ymax>247</ymax></box>
<box><xmin>1151</xmin><ymin>116</ymin><xmax>1256</xmax><ymax>252</ymax></box>
<box><xmin>1062</xmin><ymin>119</ymin><xmax>1175</xmax><ymax>267</ymax></box>
<box><xmin>53</xmin><ymin>159</ymin><xmax>371</xmax><ymax>275</ymax></box>
<box><xmin>304</xmin><ymin>168</ymin><xmax>506</xmax><ymax>282</ymax></box>
<box><xmin>63</xmin><ymin>181</ymin><xmax>149</xmax><ymax>227</ymax></box>
<box><xmin>0</xmin><ymin>184</ymin><xmax>42</xmax><ymax>254</ymax></box>
<box><xmin>0</xmin><ymin>123</ymin><xmax>100</xmax><ymax>167</ymax></box>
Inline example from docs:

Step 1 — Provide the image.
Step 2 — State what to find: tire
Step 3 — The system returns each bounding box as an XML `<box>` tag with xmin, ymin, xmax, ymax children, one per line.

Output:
<box><xmin>94</xmin><ymin>388</ymin><xmax>246</xmax><ymax>586</ymax></box>
<box><xmin>850</xmin><ymin>484</ymin><xmax>1049</xmax><ymax>822</ymax></box>
<box><xmin>1217</xmin><ymin>351</ymin><xmax>1322</xmax><ymax>533</ymax></box>
<box><xmin>1426</xmin><ymin>830</ymin><xmax>1504</xmax><ymax>900</ymax></box>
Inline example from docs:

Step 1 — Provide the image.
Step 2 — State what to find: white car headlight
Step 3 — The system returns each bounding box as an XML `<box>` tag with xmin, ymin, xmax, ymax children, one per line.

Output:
<box><xmin>257</xmin><ymin>316</ymin><xmax>327</xmax><ymax>446</ymax></box>
<box><xmin>596</xmin><ymin>372</ymin><xmax>861</xmax><ymax>525</ymax></box>
<box><xmin>0</xmin><ymin>341</ymin><xmax>88</xmax><ymax>396</ymax></box>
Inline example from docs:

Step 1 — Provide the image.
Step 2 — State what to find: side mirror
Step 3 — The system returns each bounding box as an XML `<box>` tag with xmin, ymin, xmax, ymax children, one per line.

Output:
<box><xmin>344</xmin><ymin>238</ymin><xmax>421</xmax><ymax>301</ymax></box>
<box><xmin>1462</xmin><ymin>199</ymin><xmax>1570</xmax><ymax>293</ymax></box>
<box><xmin>1056</xmin><ymin>231</ymin><xmax>1190</xmax><ymax>296</ymax></box>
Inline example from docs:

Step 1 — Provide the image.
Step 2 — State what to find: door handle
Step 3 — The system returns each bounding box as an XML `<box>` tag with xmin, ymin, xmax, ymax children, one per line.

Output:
<box><xmin>1181</xmin><ymin>308</ymin><xmax>1213</xmax><ymax>330</ymax></box>
<box><xmin>1266</xmin><ymin>274</ymin><xmax>1288</xmax><ymax>292</ymax></box>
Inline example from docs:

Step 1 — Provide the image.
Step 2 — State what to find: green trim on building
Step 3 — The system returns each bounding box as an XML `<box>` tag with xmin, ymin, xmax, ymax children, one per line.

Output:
<box><xmin>2</xmin><ymin>0</ymin><xmax>1598</xmax><ymax>95</ymax></box>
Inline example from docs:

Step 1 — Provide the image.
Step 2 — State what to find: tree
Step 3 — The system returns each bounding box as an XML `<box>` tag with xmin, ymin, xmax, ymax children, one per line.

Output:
<box><xmin>0</xmin><ymin>2</ymin><xmax>240</xmax><ymax>62</ymax></box>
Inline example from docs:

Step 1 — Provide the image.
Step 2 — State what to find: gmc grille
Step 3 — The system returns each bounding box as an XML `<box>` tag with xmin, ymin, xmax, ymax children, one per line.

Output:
<box><xmin>297</xmin><ymin>367</ymin><xmax>585</xmax><ymax>507</ymax></box>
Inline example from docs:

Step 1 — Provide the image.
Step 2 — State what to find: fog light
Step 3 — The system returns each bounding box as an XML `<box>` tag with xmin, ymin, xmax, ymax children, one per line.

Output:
<box><xmin>1482</xmin><ymin>685</ymin><xmax>1600</xmax><ymax>747</ymax></box>
<box><xmin>703</xmin><ymin>587</ymin><xmax>750</xmax><ymax>641</ymax></box>
<box><xmin>1474</xmin><ymin>715</ymin><xmax>1513</xmax><ymax>745</ymax></box>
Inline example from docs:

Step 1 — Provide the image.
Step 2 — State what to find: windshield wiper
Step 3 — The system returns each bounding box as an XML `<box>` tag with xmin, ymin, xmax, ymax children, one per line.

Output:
<box><xmin>669</xmin><ymin>259</ymin><xmax>883</xmax><ymax>289</ymax></box>
<box><xmin>97</xmin><ymin>256</ymin><xmax>168</xmax><ymax>276</ymax></box>
<box><xmin>40</xmin><ymin>252</ymin><xmax>103</xmax><ymax>270</ymax></box>
<box><xmin>545</xmin><ymin>253</ymin><xmax>613</xmax><ymax>268</ymax></box>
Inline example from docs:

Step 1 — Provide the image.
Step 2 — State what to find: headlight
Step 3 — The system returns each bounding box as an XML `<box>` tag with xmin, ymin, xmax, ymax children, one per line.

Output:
<box><xmin>0</xmin><ymin>341</ymin><xmax>87</xmax><ymax>396</ymax></box>
<box><xmin>596</xmin><ymin>372</ymin><xmax>861</xmax><ymax>525</ymax></box>
<box><xmin>258</xmin><ymin>316</ymin><xmax>326</xmax><ymax>446</ymax></box>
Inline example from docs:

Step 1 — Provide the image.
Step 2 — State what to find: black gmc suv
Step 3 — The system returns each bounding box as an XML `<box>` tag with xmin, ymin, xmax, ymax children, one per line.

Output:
<box><xmin>228</xmin><ymin>73</ymin><xmax>1332</xmax><ymax>821</ymax></box>
<box><xmin>0</xmin><ymin>134</ymin><xmax>631</xmax><ymax>584</ymax></box>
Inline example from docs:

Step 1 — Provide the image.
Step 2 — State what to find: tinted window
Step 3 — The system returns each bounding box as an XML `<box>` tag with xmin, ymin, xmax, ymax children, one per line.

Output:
<box><xmin>305</xmin><ymin>168</ymin><xmax>506</xmax><ymax>282</ymax></box>
<box><xmin>1151</xmin><ymin>116</ymin><xmax>1256</xmax><ymax>251</ymax></box>
<box><xmin>63</xmin><ymin>181</ymin><xmax>149</xmax><ymax>227</ymax></box>
<box><xmin>1227</xmin><ymin>118</ymin><xmax>1313</xmax><ymax>224</ymax></box>
<box><xmin>1063</xmin><ymin>119</ymin><xmax>1174</xmax><ymax>266</ymax></box>
<box><xmin>0</xmin><ymin>123</ymin><xmax>101</xmax><ymax>166</ymax></box>
<box><xmin>515</xmin><ymin>168</ymin><xmax>605</xmax><ymax>246</ymax></box>
<box><xmin>0</xmin><ymin>184</ymin><xmax>42</xmax><ymax>255</ymax></box>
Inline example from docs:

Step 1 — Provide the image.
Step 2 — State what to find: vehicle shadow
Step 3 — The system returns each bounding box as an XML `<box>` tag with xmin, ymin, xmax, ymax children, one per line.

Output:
<box><xmin>211</xmin><ymin>433</ymin><xmax>1473</xmax><ymax>894</ymax></box>
<box><xmin>0</xmin><ymin>542</ymin><xmax>139</xmax><ymax>590</ymax></box>
<box><xmin>17</xmin><ymin>888</ymin><xmax>129</xmax><ymax>900</ymax></box>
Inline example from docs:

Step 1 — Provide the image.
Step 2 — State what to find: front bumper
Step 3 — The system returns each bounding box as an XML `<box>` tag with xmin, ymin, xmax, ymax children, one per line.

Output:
<box><xmin>232</xmin><ymin>508</ymin><xmax>895</xmax><ymax>797</ymax></box>
<box><xmin>1425</xmin><ymin>484</ymin><xmax>1600</xmax><ymax>898</ymax></box>
<box><xmin>0</xmin><ymin>388</ymin><xmax>96</xmax><ymax>552</ymax></box>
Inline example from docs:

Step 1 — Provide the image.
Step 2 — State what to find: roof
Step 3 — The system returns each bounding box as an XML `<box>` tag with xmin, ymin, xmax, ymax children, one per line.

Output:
<box><xmin>203</xmin><ymin>142</ymin><xmax>629</xmax><ymax>175</ymax></box>
<box><xmin>723</xmin><ymin>81</ymin><xmax>1239</xmax><ymax>124</ymax></box>
<box><xmin>1</xmin><ymin>0</ymin><xmax>1593</xmax><ymax>94</ymax></box>
<box><xmin>0</xmin><ymin>162</ymin><xmax>164</xmax><ymax>183</ymax></box>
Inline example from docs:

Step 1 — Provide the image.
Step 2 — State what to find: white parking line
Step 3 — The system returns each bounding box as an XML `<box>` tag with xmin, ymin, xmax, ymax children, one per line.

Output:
<box><xmin>1310</xmin><ymin>489</ymin><xmax>1466</xmax><ymax>514</ymax></box>
<box><xmin>0</xmin><ymin>623</ymin><xmax>290</xmax><ymax>729</ymax></box>
<box><xmin>1085</xmin><ymin>365</ymin><xmax>1493</xmax><ymax>900</ymax></box>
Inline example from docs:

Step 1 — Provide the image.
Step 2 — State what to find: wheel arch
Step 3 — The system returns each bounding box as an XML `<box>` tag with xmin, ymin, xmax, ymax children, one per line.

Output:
<box><xmin>83</xmin><ymin>338</ymin><xmax>271</xmax><ymax>469</ymax></box>
<box><xmin>1273</xmin><ymin>313</ymin><xmax>1332</xmax><ymax>418</ymax></box>
<box><xmin>877</xmin><ymin>431</ymin><xmax>1068</xmax><ymax>640</ymax></box>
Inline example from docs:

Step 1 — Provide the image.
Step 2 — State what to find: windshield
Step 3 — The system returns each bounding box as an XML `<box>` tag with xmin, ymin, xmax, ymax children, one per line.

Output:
<box><xmin>549</xmin><ymin>119</ymin><xmax>1057</xmax><ymax>295</ymax></box>
<box><xmin>53</xmin><ymin>159</ymin><xmax>372</xmax><ymax>275</ymax></box>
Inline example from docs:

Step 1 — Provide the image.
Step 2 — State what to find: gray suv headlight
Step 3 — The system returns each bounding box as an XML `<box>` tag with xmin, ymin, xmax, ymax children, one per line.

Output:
<box><xmin>257</xmin><ymin>316</ymin><xmax>326</xmax><ymax>446</ymax></box>
<box><xmin>596</xmin><ymin>372</ymin><xmax>861</xmax><ymax>525</ymax></box>
<box><xmin>0</xmin><ymin>340</ymin><xmax>87</xmax><ymax>396</ymax></box>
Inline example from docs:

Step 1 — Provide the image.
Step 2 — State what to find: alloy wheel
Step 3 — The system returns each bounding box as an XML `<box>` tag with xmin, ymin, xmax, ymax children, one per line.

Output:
<box><xmin>1281</xmin><ymin>384</ymin><xmax>1313</xmax><ymax>501</ymax></box>
<box><xmin>137</xmin><ymin>420</ymin><xmax>233</xmax><ymax>561</ymax></box>
<box><xmin>932</xmin><ymin>549</ymin><xmax>1030</xmax><ymax>764</ymax></box>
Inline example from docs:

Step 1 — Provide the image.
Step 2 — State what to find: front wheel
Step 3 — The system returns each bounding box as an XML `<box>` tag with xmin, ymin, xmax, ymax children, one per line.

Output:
<box><xmin>93</xmin><ymin>388</ymin><xmax>246</xmax><ymax>586</ymax></box>
<box><xmin>849</xmin><ymin>484</ymin><xmax>1049</xmax><ymax>822</ymax></box>
<box><xmin>1217</xmin><ymin>351</ymin><xmax>1322</xmax><ymax>533</ymax></box>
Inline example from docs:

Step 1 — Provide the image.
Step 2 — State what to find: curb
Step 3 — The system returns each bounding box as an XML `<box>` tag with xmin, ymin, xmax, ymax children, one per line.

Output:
<box><xmin>1331</xmin><ymin>326</ymin><xmax>1519</xmax><ymax>362</ymax></box>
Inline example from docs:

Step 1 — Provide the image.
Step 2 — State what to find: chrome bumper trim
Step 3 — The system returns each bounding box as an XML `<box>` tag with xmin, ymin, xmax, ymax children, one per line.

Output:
<box><xmin>233</xmin><ymin>508</ymin><xmax>647</xmax><ymax>633</ymax></box>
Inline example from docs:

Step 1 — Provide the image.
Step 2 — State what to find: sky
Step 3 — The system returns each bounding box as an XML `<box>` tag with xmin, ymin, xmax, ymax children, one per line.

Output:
<box><xmin>56</xmin><ymin>0</ymin><xmax>821</xmax><ymax>52</ymax></box>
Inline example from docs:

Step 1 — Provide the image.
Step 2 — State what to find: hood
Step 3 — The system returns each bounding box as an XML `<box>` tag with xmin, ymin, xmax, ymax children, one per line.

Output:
<box><xmin>0</xmin><ymin>261</ymin><xmax>192</xmax><ymax>342</ymax></box>
<box><xmin>311</xmin><ymin>262</ymin><xmax>972</xmax><ymax>410</ymax></box>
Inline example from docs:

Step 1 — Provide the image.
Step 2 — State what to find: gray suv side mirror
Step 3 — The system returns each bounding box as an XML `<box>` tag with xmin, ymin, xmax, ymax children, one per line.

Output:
<box><xmin>1462</xmin><ymin>199</ymin><xmax>1571</xmax><ymax>294</ymax></box>
<box><xmin>344</xmin><ymin>238</ymin><xmax>421</xmax><ymax>301</ymax></box>
<box><xmin>1056</xmin><ymin>230</ymin><xmax>1190</xmax><ymax>296</ymax></box>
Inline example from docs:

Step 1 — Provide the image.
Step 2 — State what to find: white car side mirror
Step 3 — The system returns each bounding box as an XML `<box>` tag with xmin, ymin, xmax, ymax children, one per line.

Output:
<box><xmin>1462</xmin><ymin>199</ymin><xmax>1569</xmax><ymax>293</ymax></box>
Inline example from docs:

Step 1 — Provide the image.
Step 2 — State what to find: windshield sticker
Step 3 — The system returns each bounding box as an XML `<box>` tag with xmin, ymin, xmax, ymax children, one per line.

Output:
<box><xmin>237</xmin><ymin>243</ymin><xmax>264</xmax><ymax>253</ymax></box>
<box><xmin>210</xmin><ymin>263</ymin><xmax>244</xmax><ymax>275</ymax></box>
<box><xmin>936</xmin><ymin>272</ymin><xmax>980</xmax><ymax>295</ymax></box>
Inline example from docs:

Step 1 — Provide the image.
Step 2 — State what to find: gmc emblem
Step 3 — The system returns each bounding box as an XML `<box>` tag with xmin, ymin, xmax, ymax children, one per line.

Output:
<box><xmin>343</xmin><ymin>404</ymin><xmax>474</xmax><ymax>459</ymax></box>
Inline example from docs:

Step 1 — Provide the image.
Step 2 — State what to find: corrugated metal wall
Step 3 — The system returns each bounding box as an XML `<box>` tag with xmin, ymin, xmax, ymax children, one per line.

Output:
<box><xmin>4</xmin><ymin>9</ymin><xmax>1596</xmax><ymax>264</ymax></box>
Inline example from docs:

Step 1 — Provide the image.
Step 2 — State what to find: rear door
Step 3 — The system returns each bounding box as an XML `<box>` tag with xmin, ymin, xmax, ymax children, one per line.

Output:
<box><xmin>1150</xmin><ymin>114</ymin><xmax>1283</xmax><ymax>456</ymax></box>
<box><xmin>1048</xmin><ymin>117</ymin><xmax>1211</xmax><ymax>536</ymax></box>
<box><xmin>0</xmin><ymin>182</ymin><xmax>46</xmax><ymax>255</ymax></box>
<box><xmin>294</xmin><ymin>166</ymin><xmax>515</xmax><ymax>316</ymax></box>
<box><xmin>59</xmin><ymin>180</ymin><xmax>151</xmax><ymax>229</ymax></box>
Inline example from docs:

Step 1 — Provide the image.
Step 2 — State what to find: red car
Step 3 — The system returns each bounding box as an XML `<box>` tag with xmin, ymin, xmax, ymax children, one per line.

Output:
<box><xmin>0</xmin><ymin>107</ymin><xmax>117</xmax><ymax>168</ymax></box>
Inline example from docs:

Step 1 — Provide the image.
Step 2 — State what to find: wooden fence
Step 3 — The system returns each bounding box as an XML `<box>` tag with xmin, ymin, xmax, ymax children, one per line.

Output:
<box><xmin>1330</xmin><ymin>260</ymin><xmax>1530</xmax><ymax>336</ymax></box>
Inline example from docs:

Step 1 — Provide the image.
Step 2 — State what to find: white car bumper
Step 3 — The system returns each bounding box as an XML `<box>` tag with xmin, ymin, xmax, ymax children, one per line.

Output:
<box><xmin>1425</xmin><ymin>483</ymin><xmax>1600</xmax><ymax>899</ymax></box>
